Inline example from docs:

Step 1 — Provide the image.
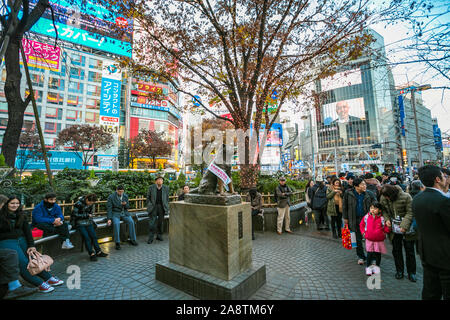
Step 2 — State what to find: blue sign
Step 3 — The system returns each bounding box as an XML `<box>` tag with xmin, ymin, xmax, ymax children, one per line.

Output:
<box><xmin>433</xmin><ymin>124</ymin><xmax>443</xmax><ymax>151</ymax></box>
<box><xmin>15</xmin><ymin>151</ymin><xmax>83</xmax><ymax>170</ymax></box>
<box><xmin>100</xmin><ymin>78</ymin><xmax>121</xmax><ymax>117</ymax></box>
<box><xmin>192</xmin><ymin>95</ymin><xmax>202</xmax><ymax>107</ymax></box>
<box><xmin>131</xmin><ymin>102</ymin><xmax>170</xmax><ymax>112</ymax></box>
<box><xmin>30</xmin><ymin>18</ymin><xmax>132</xmax><ymax>57</ymax></box>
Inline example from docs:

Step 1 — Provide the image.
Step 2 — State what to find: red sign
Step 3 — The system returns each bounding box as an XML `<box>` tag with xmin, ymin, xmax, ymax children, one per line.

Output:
<box><xmin>101</xmin><ymin>116</ymin><xmax>119</xmax><ymax>123</ymax></box>
<box><xmin>115</xmin><ymin>17</ymin><xmax>128</xmax><ymax>28</ymax></box>
<box><xmin>221</xmin><ymin>113</ymin><xmax>233</xmax><ymax>121</ymax></box>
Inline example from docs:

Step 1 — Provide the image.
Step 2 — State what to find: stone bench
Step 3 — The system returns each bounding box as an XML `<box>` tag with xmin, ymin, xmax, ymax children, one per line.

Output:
<box><xmin>33</xmin><ymin>212</ymin><xmax>170</xmax><ymax>257</ymax></box>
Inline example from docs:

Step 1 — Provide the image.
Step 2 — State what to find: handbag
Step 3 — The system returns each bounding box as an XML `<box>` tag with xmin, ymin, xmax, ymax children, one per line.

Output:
<box><xmin>391</xmin><ymin>217</ymin><xmax>416</xmax><ymax>235</ymax></box>
<box><xmin>341</xmin><ymin>224</ymin><xmax>352</xmax><ymax>250</ymax></box>
<box><xmin>27</xmin><ymin>251</ymin><xmax>54</xmax><ymax>276</ymax></box>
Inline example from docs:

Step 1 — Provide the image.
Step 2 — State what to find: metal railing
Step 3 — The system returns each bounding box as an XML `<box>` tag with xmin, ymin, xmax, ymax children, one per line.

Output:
<box><xmin>23</xmin><ymin>191</ymin><xmax>305</xmax><ymax>220</ymax></box>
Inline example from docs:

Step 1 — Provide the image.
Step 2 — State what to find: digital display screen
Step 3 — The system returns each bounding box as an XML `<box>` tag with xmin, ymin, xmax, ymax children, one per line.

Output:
<box><xmin>322</xmin><ymin>97</ymin><xmax>365</xmax><ymax>125</ymax></box>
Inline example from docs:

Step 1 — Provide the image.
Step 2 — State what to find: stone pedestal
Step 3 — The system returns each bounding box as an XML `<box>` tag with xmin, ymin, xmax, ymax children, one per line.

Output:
<box><xmin>155</xmin><ymin>201</ymin><xmax>266</xmax><ymax>299</ymax></box>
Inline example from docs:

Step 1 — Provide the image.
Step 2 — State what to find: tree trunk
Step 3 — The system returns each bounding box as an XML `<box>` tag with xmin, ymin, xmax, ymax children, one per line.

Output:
<box><xmin>2</xmin><ymin>37</ymin><xmax>27</xmax><ymax>167</ymax></box>
<box><xmin>239</xmin><ymin>135</ymin><xmax>259</xmax><ymax>189</ymax></box>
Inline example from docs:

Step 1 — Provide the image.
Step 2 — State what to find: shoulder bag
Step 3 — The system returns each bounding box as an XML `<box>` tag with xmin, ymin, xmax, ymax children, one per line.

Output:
<box><xmin>27</xmin><ymin>251</ymin><xmax>54</xmax><ymax>276</ymax></box>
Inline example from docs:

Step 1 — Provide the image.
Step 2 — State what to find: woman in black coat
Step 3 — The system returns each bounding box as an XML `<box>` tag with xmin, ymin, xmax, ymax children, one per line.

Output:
<box><xmin>71</xmin><ymin>194</ymin><xmax>108</xmax><ymax>261</ymax></box>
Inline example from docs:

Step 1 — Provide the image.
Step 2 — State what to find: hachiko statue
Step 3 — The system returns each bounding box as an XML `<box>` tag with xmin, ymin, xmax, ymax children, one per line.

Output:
<box><xmin>191</xmin><ymin>144</ymin><xmax>235</xmax><ymax>195</ymax></box>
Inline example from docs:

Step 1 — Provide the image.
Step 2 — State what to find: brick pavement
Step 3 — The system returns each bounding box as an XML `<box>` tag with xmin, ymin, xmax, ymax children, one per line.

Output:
<box><xmin>19</xmin><ymin>225</ymin><xmax>422</xmax><ymax>300</ymax></box>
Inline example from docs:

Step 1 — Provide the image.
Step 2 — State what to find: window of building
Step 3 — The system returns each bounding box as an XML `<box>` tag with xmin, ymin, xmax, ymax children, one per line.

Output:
<box><xmin>68</xmin><ymin>82</ymin><xmax>84</xmax><ymax>94</ymax></box>
<box><xmin>46</xmin><ymin>107</ymin><xmax>63</xmax><ymax>120</ymax></box>
<box><xmin>69</xmin><ymin>67</ymin><xmax>85</xmax><ymax>80</ymax></box>
<box><xmin>71</xmin><ymin>53</ymin><xmax>86</xmax><ymax>67</ymax></box>
<box><xmin>85</xmin><ymin>111</ymin><xmax>99</xmax><ymax>124</ymax></box>
<box><xmin>0</xmin><ymin>102</ymin><xmax>7</xmax><ymax>113</ymax></box>
<box><xmin>48</xmin><ymin>77</ymin><xmax>65</xmax><ymax>91</ymax></box>
<box><xmin>1</xmin><ymin>69</ymin><xmax>6</xmax><ymax>82</ymax></box>
<box><xmin>44</xmin><ymin>122</ymin><xmax>56</xmax><ymax>133</ymax></box>
<box><xmin>0</xmin><ymin>118</ymin><xmax>8</xmax><ymax>128</ymax></box>
<box><xmin>66</xmin><ymin>110</ymin><xmax>82</xmax><ymax>122</ymax></box>
<box><xmin>47</xmin><ymin>92</ymin><xmax>64</xmax><ymax>105</ymax></box>
<box><xmin>31</xmin><ymin>73</ymin><xmax>45</xmax><ymax>88</ymax></box>
<box><xmin>89</xmin><ymin>58</ymin><xmax>102</xmax><ymax>70</ymax></box>
<box><xmin>67</xmin><ymin>95</ymin><xmax>81</xmax><ymax>107</ymax></box>
<box><xmin>88</xmin><ymin>71</ymin><xmax>102</xmax><ymax>83</ymax></box>
<box><xmin>87</xmin><ymin>84</ymin><xmax>101</xmax><ymax>96</ymax></box>
<box><xmin>86</xmin><ymin>98</ymin><xmax>100</xmax><ymax>109</ymax></box>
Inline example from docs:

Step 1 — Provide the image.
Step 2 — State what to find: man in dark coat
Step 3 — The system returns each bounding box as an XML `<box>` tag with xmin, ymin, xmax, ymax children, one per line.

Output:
<box><xmin>343</xmin><ymin>178</ymin><xmax>377</xmax><ymax>265</ymax></box>
<box><xmin>310</xmin><ymin>178</ymin><xmax>329</xmax><ymax>231</ymax></box>
<box><xmin>107</xmin><ymin>185</ymin><xmax>137</xmax><ymax>250</ymax></box>
<box><xmin>146</xmin><ymin>175</ymin><xmax>170</xmax><ymax>243</ymax></box>
<box><xmin>412</xmin><ymin>165</ymin><xmax>450</xmax><ymax>300</ymax></box>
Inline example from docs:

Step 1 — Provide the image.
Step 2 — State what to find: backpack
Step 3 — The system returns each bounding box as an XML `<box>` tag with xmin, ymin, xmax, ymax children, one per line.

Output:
<box><xmin>363</xmin><ymin>214</ymin><xmax>385</xmax><ymax>233</ymax></box>
<box><xmin>312</xmin><ymin>186</ymin><xmax>328</xmax><ymax>210</ymax></box>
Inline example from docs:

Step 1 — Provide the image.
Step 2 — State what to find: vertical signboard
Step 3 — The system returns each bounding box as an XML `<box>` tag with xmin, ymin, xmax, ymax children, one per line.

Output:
<box><xmin>398</xmin><ymin>95</ymin><xmax>406</xmax><ymax>137</ymax></box>
<box><xmin>99</xmin><ymin>60</ymin><xmax>122</xmax><ymax>155</ymax></box>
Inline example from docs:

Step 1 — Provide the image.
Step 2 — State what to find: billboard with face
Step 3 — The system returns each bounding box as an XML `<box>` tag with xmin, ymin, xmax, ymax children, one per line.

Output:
<box><xmin>322</xmin><ymin>97</ymin><xmax>365</xmax><ymax>125</ymax></box>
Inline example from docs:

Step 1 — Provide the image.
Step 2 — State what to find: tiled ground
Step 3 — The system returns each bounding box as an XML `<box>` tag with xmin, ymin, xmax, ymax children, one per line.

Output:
<box><xmin>19</xmin><ymin>225</ymin><xmax>422</xmax><ymax>300</ymax></box>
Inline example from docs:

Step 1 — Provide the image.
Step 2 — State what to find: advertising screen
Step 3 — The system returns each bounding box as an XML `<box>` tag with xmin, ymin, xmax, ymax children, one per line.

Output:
<box><xmin>21</xmin><ymin>38</ymin><xmax>61</xmax><ymax>72</ymax></box>
<box><xmin>15</xmin><ymin>150</ymin><xmax>83</xmax><ymax>170</ymax></box>
<box><xmin>322</xmin><ymin>97</ymin><xmax>365</xmax><ymax>125</ymax></box>
<box><xmin>259</xmin><ymin>123</ymin><xmax>283</xmax><ymax>147</ymax></box>
<box><xmin>29</xmin><ymin>0</ymin><xmax>132</xmax><ymax>57</ymax></box>
<box><xmin>320</xmin><ymin>68</ymin><xmax>362</xmax><ymax>92</ymax></box>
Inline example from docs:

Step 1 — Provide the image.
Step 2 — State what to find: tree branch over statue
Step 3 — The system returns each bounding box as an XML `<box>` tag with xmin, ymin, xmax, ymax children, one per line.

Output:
<box><xmin>97</xmin><ymin>0</ymin><xmax>404</xmax><ymax>188</ymax></box>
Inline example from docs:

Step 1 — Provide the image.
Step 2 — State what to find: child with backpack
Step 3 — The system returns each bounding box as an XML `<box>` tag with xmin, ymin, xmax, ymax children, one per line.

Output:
<box><xmin>359</xmin><ymin>202</ymin><xmax>391</xmax><ymax>276</ymax></box>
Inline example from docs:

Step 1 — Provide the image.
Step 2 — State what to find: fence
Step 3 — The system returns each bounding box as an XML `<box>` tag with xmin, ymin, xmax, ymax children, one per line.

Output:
<box><xmin>23</xmin><ymin>191</ymin><xmax>305</xmax><ymax>220</ymax></box>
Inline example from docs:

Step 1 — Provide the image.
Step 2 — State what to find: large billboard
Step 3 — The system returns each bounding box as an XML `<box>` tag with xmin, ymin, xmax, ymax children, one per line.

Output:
<box><xmin>21</xmin><ymin>38</ymin><xmax>61</xmax><ymax>72</ymax></box>
<box><xmin>29</xmin><ymin>0</ymin><xmax>132</xmax><ymax>57</ymax></box>
<box><xmin>320</xmin><ymin>68</ymin><xmax>362</xmax><ymax>92</ymax></box>
<box><xmin>322</xmin><ymin>97</ymin><xmax>366</xmax><ymax>125</ymax></box>
<box><xmin>15</xmin><ymin>150</ymin><xmax>83</xmax><ymax>170</ymax></box>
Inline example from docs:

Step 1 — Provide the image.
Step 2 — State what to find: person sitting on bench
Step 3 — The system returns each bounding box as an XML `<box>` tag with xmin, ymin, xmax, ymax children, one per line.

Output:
<box><xmin>32</xmin><ymin>193</ymin><xmax>74</xmax><ymax>250</ymax></box>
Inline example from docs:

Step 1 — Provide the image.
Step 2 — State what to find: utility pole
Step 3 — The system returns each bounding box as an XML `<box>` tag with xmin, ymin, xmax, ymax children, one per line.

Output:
<box><xmin>19</xmin><ymin>42</ymin><xmax>54</xmax><ymax>189</ymax></box>
<box><xmin>308</xmin><ymin>106</ymin><xmax>315</xmax><ymax>179</ymax></box>
<box><xmin>410</xmin><ymin>89</ymin><xmax>423</xmax><ymax>167</ymax></box>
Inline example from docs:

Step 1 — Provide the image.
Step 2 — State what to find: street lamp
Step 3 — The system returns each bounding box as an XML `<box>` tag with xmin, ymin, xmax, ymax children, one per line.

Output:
<box><xmin>398</xmin><ymin>84</ymin><xmax>431</xmax><ymax>168</ymax></box>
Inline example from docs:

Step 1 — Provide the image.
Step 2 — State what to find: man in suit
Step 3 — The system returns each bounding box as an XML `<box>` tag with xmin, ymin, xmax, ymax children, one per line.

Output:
<box><xmin>330</xmin><ymin>100</ymin><xmax>361</xmax><ymax>125</ymax></box>
<box><xmin>412</xmin><ymin>165</ymin><xmax>450</xmax><ymax>300</ymax></box>
<box><xmin>146</xmin><ymin>175</ymin><xmax>170</xmax><ymax>244</ymax></box>
<box><xmin>107</xmin><ymin>185</ymin><xmax>138</xmax><ymax>250</ymax></box>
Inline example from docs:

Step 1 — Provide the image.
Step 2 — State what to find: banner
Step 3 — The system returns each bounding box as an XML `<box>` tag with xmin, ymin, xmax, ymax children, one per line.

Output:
<box><xmin>21</xmin><ymin>39</ymin><xmax>61</xmax><ymax>72</ymax></box>
<box><xmin>207</xmin><ymin>162</ymin><xmax>232</xmax><ymax>191</ymax></box>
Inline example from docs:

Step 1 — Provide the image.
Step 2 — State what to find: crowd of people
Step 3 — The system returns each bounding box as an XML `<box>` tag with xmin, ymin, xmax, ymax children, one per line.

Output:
<box><xmin>1</xmin><ymin>167</ymin><xmax>449</xmax><ymax>300</ymax></box>
<box><xmin>304</xmin><ymin>165</ymin><xmax>450</xmax><ymax>299</ymax></box>
<box><xmin>0</xmin><ymin>175</ymin><xmax>172</xmax><ymax>299</ymax></box>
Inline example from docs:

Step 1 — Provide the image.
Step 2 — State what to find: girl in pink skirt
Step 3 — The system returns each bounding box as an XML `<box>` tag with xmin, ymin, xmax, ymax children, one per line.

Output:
<box><xmin>360</xmin><ymin>203</ymin><xmax>391</xmax><ymax>276</ymax></box>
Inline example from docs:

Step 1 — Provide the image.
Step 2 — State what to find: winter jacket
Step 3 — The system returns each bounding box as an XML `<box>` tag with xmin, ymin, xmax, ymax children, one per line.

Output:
<box><xmin>246</xmin><ymin>192</ymin><xmax>262</xmax><ymax>211</ymax></box>
<box><xmin>107</xmin><ymin>192</ymin><xmax>131</xmax><ymax>219</ymax></box>
<box><xmin>311</xmin><ymin>184</ymin><xmax>328</xmax><ymax>211</ymax></box>
<box><xmin>70</xmin><ymin>197</ymin><xmax>95</xmax><ymax>228</ymax></box>
<box><xmin>275</xmin><ymin>184</ymin><xmax>293</xmax><ymax>208</ymax></box>
<box><xmin>0</xmin><ymin>210</ymin><xmax>35</xmax><ymax>248</ymax></box>
<box><xmin>342</xmin><ymin>189</ymin><xmax>377</xmax><ymax>232</ymax></box>
<box><xmin>359</xmin><ymin>213</ymin><xmax>390</xmax><ymax>242</ymax></box>
<box><xmin>31</xmin><ymin>201</ymin><xmax>64</xmax><ymax>226</ymax></box>
<box><xmin>380</xmin><ymin>186</ymin><xmax>416</xmax><ymax>241</ymax></box>
<box><xmin>326</xmin><ymin>187</ymin><xmax>343</xmax><ymax>216</ymax></box>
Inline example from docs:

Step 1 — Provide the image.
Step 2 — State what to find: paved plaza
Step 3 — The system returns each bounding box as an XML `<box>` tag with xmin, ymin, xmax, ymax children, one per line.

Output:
<box><xmin>20</xmin><ymin>225</ymin><xmax>423</xmax><ymax>300</ymax></box>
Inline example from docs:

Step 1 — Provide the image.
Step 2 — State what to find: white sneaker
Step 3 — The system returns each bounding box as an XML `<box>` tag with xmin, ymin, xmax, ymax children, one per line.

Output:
<box><xmin>372</xmin><ymin>265</ymin><xmax>381</xmax><ymax>274</ymax></box>
<box><xmin>365</xmin><ymin>266</ymin><xmax>373</xmax><ymax>276</ymax></box>
<box><xmin>61</xmin><ymin>239</ymin><xmax>74</xmax><ymax>249</ymax></box>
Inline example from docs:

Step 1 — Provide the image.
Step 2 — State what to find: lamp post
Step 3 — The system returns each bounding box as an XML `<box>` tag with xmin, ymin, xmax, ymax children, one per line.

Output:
<box><xmin>398</xmin><ymin>84</ymin><xmax>431</xmax><ymax>168</ymax></box>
